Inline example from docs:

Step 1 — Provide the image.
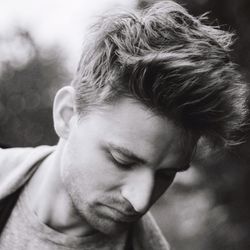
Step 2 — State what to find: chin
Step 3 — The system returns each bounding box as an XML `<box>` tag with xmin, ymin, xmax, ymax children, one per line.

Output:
<box><xmin>78</xmin><ymin>206</ymin><xmax>132</xmax><ymax>236</ymax></box>
<box><xmin>94</xmin><ymin>219</ymin><xmax>131</xmax><ymax>236</ymax></box>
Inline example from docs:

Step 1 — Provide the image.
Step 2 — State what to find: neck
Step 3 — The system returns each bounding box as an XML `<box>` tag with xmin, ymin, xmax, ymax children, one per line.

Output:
<box><xmin>26</xmin><ymin>140</ymin><xmax>96</xmax><ymax>237</ymax></box>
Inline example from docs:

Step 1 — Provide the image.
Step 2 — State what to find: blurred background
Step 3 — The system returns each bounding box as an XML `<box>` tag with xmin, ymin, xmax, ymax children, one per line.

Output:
<box><xmin>0</xmin><ymin>0</ymin><xmax>250</xmax><ymax>249</ymax></box>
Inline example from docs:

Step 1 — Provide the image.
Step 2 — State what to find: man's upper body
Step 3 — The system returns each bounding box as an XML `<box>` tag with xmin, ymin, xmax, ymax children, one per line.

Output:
<box><xmin>0</xmin><ymin>0</ymin><xmax>248</xmax><ymax>249</ymax></box>
<box><xmin>0</xmin><ymin>146</ymin><xmax>169</xmax><ymax>249</ymax></box>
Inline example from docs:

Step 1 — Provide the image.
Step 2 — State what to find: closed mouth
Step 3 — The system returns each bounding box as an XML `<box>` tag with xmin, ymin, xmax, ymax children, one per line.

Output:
<box><xmin>102</xmin><ymin>205</ymin><xmax>140</xmax><ymax>222</ymax></box>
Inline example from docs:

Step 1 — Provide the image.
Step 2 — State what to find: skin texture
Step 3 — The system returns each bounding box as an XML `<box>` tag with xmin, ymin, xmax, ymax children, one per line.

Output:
<box><xmin>28</xmin><ymin>86</ymin><xmax>197</xmax><ymax>237</ymax></box>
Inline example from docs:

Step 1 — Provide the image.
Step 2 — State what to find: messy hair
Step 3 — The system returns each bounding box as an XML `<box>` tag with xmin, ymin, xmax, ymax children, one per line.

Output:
<box><xmin>71</xmin><ymin>0</ymin><xmax>248</xmax><ymax>146</ymax></box>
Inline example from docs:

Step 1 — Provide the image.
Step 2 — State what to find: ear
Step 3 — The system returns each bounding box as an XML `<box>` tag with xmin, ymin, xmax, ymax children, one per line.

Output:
<box><xmin>53</xmin><ymin>86</ymin><xmax>76</xmax><ymax>139</ymax></box>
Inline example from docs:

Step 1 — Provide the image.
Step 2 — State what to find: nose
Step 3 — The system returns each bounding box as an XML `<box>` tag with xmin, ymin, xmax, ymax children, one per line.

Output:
<box><xmin>121</xmin><ymin>168</ymin><xmax>154</xmax><ymax>214</ymax></box>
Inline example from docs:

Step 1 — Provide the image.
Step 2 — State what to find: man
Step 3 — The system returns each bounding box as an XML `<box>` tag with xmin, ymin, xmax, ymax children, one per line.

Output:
<box><xmin>0</xmin><ymin>1</ymin><xmax>248</xmax><ymax>249</ymax></box>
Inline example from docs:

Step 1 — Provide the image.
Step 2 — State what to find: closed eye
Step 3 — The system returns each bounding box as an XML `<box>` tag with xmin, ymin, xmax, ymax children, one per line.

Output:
<box><xmin>109</xmin><ymin>151</ymin><xmax>136</xmax><ymax>170</ymax></box>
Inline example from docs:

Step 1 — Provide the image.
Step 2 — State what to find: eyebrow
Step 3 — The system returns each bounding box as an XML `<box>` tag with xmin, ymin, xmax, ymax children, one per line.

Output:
<box><xmin>106</xmin><ymin>142</ymin><xmax>147</xmax><ymax>165</ymax></box>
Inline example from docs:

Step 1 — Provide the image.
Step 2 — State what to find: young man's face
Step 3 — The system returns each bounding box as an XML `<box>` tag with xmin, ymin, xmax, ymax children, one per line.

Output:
<box><xmin>61</xmin><ymin>97</ymin><xmax>196</xmax><ymax>235</ymax></box>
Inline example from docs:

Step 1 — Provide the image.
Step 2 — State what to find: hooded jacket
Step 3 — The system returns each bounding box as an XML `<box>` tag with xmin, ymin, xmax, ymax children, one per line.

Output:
<box><xmin>0</xmin><ymin>146</ymin><xmax>170</xmax><ymax>250</ymax></box>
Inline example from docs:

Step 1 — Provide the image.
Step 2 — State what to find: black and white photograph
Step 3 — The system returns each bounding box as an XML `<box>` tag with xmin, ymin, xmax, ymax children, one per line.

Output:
<box><xmin>0</xmin><ymin>0</ymin><xmax>250</xmax><ymax>249</ymax></box>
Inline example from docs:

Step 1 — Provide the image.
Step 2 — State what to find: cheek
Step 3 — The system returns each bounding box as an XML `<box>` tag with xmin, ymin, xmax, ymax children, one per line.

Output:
<box><xmin>62</xmin><ymin>142</ymin><xmax>125</xmax><ymax>193</ymax></box>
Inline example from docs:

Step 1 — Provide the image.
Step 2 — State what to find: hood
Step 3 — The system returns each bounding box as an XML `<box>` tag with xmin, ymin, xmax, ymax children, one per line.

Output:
<box><xmin>0</xmin><ymin>145</ymin><xmax>54</xmax><ymax>200</ymax></box>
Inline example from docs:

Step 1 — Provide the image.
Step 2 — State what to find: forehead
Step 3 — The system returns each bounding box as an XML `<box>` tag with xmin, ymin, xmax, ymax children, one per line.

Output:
<box><xmin>78</xmin><ymin>98</ymin><xmax>196</xmax><ymax>168</ymax></box>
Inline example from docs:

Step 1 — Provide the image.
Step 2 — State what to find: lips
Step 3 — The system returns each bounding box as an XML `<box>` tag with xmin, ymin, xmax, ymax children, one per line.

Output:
<box><xmin>101</xmin><ymin>204</ymin><xmax>141</xmax><ymax>223</ymax></box>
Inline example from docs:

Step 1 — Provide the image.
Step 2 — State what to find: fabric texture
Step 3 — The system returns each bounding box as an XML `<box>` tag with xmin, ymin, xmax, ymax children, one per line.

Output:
<box><xmin>0</xmin><ymin>146</ymin><xmax>170</xmax><ymax>250</ymax></box>
<box><xmin>0</xmin><ymin>185</ymin><xmax>128</xmax><ymax>250</ymax></box>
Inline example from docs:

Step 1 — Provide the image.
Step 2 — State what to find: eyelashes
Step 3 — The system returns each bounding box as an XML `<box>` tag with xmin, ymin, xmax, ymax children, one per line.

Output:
<box><xmin>108</xmin><ymin>149</ymin><xmax>189</xmax><ymax>176</ymax></box>
<box><xmin>109</xmin><ymin>151</ymin><xmax>136</xmax><ymax>170</ymax></box>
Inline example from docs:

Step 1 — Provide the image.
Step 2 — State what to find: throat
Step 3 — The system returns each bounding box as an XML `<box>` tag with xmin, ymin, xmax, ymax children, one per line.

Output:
<box><xmin>25</xmin><ymin>149</ymin><xmax>96</xmax><ymax>237</ymax></box>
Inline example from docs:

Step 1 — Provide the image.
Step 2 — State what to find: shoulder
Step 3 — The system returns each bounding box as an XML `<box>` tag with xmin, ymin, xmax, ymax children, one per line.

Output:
<box><xmin>0</xmin><ymin>145</ymin><xmax>54</xmax><ymax>174</ymax></box>
<box><xmin>0</xmin><ymin>145</ymin><xmax>55</xmax><ymax>199</ymax></box>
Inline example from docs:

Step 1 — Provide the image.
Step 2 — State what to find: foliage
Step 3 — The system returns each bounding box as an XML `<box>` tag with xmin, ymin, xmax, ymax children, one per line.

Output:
<box><xmin>0</xmin><ymin>29</ymin><xmax>71</xmax><ymax>147</ymax></box>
